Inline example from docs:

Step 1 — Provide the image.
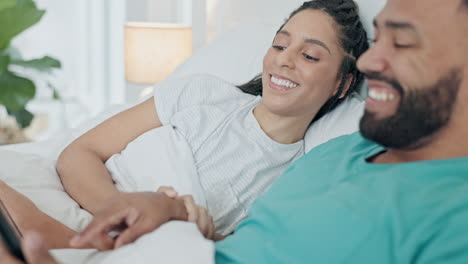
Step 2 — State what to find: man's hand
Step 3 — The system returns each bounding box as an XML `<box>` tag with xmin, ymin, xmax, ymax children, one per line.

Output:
<box><xmin>69</xmin><ymin>191</ymin><xmax>188</xmax><ymax>250</ymax></box>
<box><xmin>0</xmin><ymin>232</ymin><xmax>57</xmax><ymax>264</ymax></box>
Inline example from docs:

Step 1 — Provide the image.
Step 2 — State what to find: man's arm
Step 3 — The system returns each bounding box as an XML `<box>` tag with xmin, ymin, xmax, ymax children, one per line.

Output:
<box><xmin>69</xmin><ymin>191</ymin><xmax>188</xmax><ymax>250</ymax></box>
<box><xmin>415</xmin><ymin>209</ymin><xmax>468</xmax><ymax>264</ymax></box>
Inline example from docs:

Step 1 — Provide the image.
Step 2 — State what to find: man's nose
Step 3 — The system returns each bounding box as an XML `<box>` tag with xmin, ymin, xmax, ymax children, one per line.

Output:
<box><xmin>357</xmin><ymin>44</ymin><xmax>388</xmax><ymax>74</ymax></box>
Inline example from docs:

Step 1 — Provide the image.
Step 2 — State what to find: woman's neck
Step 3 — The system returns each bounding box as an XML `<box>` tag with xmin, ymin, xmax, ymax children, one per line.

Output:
<box><xmin>253</xmin><ymin>103</ymin><xmax>314</xmax><ymax>144</ymax></box>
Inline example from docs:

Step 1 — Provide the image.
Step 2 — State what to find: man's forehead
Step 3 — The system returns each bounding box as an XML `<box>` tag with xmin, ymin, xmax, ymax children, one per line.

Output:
<box><xmin>376</xmin><ymin>0</ymin><xmax>459</xmax><ymax>26</ymax></box>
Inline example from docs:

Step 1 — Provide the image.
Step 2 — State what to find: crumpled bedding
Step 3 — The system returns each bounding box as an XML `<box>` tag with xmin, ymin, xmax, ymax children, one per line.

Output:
<box><xmin>0</xmin><ymin>112</ymin><xmax>214</xmax><ymax>263</ymax></box>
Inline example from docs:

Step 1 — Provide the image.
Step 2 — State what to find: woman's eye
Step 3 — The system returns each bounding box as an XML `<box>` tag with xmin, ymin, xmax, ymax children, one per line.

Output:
<box><xmin>303</xmin><ymin>53</ymin><xmax>319</xmax><ymax>62</ymax></box>
<box><xmin>273</xmin><ymin>45</ymin><xmax>286</xmax><ymax>51</ymax></box>
<box><xmin>394</xmin><ymin>43</ymin><xmax>413</xmax><ymax>49</ymax></box>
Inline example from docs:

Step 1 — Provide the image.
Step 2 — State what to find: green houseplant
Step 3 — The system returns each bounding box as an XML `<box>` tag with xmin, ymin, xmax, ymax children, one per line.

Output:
<box><xmin>0</xmin><ymin>0</ymin><xmax>61</xmax><ymax>129</ymax></box>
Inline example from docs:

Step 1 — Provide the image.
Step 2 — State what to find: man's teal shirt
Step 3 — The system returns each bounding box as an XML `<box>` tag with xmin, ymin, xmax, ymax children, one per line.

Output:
<box><xmin>215</xmin><ymin>132</ymin><xmax>468</xmax><ymax>263</ymax></box>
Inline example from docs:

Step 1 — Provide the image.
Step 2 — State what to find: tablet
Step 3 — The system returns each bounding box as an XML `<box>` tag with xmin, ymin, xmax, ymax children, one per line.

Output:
<box><xmin>0</xmin><ymin>200</ymin><xmax>25</xmax><ymax>261</ymax></box>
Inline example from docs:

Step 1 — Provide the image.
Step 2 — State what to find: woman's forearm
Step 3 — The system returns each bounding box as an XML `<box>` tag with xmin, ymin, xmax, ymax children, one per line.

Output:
<box><xmin>56</xmin><ymin>144</ymin><xmax>119</xmax><ymax>214</ymax></box>
<box><xmin>56</xmin><ymin>98</ymin><xmax>163</xmax><ymax>215</ymax></box>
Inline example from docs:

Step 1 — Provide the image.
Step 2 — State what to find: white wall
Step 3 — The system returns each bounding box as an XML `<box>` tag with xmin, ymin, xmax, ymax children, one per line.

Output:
<box><xmin>12</xmin><ymin>0</ymin><xmax>126</xmax><ymax>140</ymax></box>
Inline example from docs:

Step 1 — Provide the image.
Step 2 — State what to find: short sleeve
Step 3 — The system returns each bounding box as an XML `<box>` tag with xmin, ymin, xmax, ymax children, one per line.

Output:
<box><xmin>153</xmin><ymin>74</ymin><xmax>253</xmax><ymax>125</ymax></box>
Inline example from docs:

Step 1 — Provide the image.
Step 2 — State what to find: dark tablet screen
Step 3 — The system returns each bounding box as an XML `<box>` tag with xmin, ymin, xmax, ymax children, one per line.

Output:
<box><xmin>0</xmin><ymin>200</ymin><xmax>25</xmax><ymax>261</ymax></box>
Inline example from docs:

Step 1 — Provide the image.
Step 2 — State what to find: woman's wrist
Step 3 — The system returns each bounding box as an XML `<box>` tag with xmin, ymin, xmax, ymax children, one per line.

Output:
<box><xmin>155</xmin><ymin>193</ymin><xmax>188</xmax><ymax>221</ymax></box>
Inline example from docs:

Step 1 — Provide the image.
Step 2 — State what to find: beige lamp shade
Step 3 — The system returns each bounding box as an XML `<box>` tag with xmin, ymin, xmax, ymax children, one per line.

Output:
<box><xmin>125</xmin><ymin>22</ymin><xmax>192</xmax><ymax>84</ymax></box>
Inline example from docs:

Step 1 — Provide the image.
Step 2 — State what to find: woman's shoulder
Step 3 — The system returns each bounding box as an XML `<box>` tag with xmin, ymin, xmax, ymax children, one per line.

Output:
<box><xmin>166</xmin><ymin>73</ymin><xmax>238</xmax><ymax>90</ymax></box>
<box><xmin>153</xmin><ymin>73</ymin><xmax>258</xmax><ymax>125</ymax></box>
<box><xmin>161</xmin><ymin>73</ymin><xmax>257</xmax><ymax>106</ymax></box>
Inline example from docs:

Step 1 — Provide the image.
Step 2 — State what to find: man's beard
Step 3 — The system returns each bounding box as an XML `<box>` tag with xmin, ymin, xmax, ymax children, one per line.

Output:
<box><xmin>360</xmin><ymin>69</ymin><xmax>461</xmax><ymax>149</ymax></box>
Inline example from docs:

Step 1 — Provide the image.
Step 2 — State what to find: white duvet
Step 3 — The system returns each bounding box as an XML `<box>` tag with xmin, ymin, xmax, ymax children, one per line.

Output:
<box><xmin>0</xmin><ymin>106</ymin><xmax>215</xmax><ymax>264</ymax></box>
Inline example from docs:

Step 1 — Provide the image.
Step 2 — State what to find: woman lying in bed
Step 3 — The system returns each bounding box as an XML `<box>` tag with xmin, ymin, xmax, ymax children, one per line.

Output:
<box><xmin>0</xmin><ymin>0</ymin><xmax>369</xmax><ymax>250</ymax></box>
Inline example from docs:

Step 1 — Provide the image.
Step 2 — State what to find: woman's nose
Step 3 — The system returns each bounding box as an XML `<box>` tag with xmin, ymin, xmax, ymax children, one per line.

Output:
<box><xmin>276</xmin><ymin>48</ymin><xmax>296</xmax><ymax>69</ymax></box>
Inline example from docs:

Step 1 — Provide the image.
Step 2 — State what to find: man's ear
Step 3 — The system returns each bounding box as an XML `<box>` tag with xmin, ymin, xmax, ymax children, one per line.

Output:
<box><xmin>333</xmin><ymin>74</ymin><xmax>354</xmax><ymax>99</ymax></box>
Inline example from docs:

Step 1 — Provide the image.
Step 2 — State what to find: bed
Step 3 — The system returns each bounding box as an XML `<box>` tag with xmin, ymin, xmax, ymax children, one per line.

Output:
<box><xmin>0</xmin><ymin>0</ymin><xmax>385</xmax><ymax>263</ymax></box>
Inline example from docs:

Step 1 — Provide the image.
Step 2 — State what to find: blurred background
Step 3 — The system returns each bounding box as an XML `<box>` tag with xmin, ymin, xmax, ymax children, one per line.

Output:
<box><xmin>1</xmin><ymin>0</ymin><xmax>213</xmax><ymax>142</ymax></box>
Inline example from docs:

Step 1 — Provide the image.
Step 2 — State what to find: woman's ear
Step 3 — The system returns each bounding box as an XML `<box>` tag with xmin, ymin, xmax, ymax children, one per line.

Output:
<box><xmin>333</xmin><ymin>74</ymin><xmax>353</xmax><ymax>99</ymax></box>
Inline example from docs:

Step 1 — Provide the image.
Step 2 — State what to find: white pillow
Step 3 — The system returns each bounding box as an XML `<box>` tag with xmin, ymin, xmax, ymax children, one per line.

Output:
<box><xmin>305</xmin><ymin>96</ymin><xmax>364</xmax><ymax>152</ymax></box>
<box><xmin>168</xmin><ymin>22</ymin><xmax>276</xmax><ymax>86</ymax></box>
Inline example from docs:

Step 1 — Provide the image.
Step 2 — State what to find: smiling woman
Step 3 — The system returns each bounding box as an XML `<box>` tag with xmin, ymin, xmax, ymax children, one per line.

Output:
<box><xmin>259</xmin><ymin>9</ymin><xmax>346</xmax><ymax>129</ymax></box>
<box><xmin>239</xmin><ymin>0</ymin><xmax>369</xmax><ymax>123</ymax></box>
<box><xmin>0</xmin><ymin>0</ymin><xmax>370</xmax><ymax>255</ymax></box>
<box><xmin>55</xmin><ymin>0</ymin><xmax>370</xmax><ymax>245</ymax></box>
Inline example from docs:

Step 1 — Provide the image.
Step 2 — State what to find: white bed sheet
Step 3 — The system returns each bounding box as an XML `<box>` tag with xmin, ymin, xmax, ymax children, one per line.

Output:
<box><xmin>49</xmin><ymin>221</ymin><xmax>214</xmax><ymax>264</ymax></box>
<box><xmin>0</xmin><ymin>121</ymin><xmax>215</xmax><ymax>264</ymax></box>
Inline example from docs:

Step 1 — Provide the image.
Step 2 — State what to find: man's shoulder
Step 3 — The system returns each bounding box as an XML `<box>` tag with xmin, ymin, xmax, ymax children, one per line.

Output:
<box><xmin>302</xmin><ymin>132</ymin><xmax>377</xmax><ymax>160</ymax></box>
<box><xmin>281</xmin><ymin>132</ymin><xmax>378</xmax><ymax>179</ymax></box>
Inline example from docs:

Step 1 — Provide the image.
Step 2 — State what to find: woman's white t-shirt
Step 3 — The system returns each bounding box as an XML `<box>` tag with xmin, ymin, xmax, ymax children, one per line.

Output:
<box><xmin>152</xmin><ymin>74</ymin><xmax>304</xmax><ymax>234</ymax></box>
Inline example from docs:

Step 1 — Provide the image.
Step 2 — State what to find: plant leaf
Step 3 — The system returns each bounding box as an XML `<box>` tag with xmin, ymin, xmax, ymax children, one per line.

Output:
<box><xmin>0</xmin><ymin>55</ymin><xmax>10</xmax><ymax>73</ymax></box>
<box><xmin>0</xmin><ymin>70</ymin><xmax>35</xmax><ymax>110</ymax></box>
<box><xmin>0</xmin><ymin>0</ymin><xmax>15</xmax><ymax>11</ymax></box>
<box><xmin>47</xmin><ymin>82</ymin><xmax>60</xmax><ymax>99</ymax></box>
<box><xmin>7</xmin><ymin>107</ymin><xmax>34</xmax><ymax>128</ymax></box>
<box><xmin>1</xmin><ymin>45</ymin><xmax>23</xmax><ymax>60</ymax></box>
<box><xmin>12</xmin><ymin>56</ymin><xmax>61</xmax><ymax>72</ymax></box>
<box><xmin>0</xmin><ymin>0</ymin><xmax>45</xmax><ymax>50</ymax></box>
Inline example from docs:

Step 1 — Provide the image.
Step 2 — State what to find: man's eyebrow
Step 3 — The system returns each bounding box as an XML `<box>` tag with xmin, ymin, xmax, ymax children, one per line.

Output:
<box><xmin>373</xmin><ymin>19</ymin><xmax>417</xmax><ymax>32</ymax></box>
<box><xmin>277</xmin><ymin>30</ymin><xmax>331</xmax><ymax>54</ymax></box>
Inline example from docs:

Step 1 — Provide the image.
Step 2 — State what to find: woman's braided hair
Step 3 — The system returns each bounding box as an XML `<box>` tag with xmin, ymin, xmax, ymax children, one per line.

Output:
<box><xmin>238</xmin><ymin>0</ymin><xmax>369</xmax><ymax>122</ymax></box>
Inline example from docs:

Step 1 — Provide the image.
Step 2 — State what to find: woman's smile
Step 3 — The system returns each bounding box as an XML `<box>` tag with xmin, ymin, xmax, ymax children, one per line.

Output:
<box><xmin>269</xmin><ymin>74</ymin><xmax>299</xmax><ymax>91</ymax></box>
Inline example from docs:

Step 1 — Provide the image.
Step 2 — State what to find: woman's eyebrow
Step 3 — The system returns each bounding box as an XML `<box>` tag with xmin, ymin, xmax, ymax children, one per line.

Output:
<box><xmin>278</xmin><ymin>30</ymin><xmax>331</xmax><ymax>54</ymax></box>
<box><xmin>304</xmin><ymin>38</ymin><xmax>331</xmax><ymax>54</ymax></box>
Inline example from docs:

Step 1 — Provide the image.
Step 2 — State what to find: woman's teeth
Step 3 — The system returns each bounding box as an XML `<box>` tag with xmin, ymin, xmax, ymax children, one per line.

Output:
<box><xmin>368</xmin><ymin>89</ymin><xmax>396</xmax><ymax>102</ymax></box>
<box><xmin>271</xmin><ymin>76</ymin><xmax>298</xmax><ymax>89</ymax></box>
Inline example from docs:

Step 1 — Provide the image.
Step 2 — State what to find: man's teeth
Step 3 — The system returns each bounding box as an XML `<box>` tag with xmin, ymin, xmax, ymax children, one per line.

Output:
<box><xmin>271</xmin><ymin>76</ymin><xmax>298</xmax><ymax>88</ymax></box>
<box><xmin>368</xmin><ymin>89</ymin><xmax>396</xmax><ymax>102</ymax></box>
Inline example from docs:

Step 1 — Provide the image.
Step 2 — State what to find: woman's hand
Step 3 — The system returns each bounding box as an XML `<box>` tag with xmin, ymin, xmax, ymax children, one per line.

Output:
<box><xmin>0</xmin><ymin>232</ymin><xmax>58</xmax><ymax>264</ymax></box>
<box><xmin>157</xmin><ymin>187</ymin><xmax>222</xmax><ymax>241</ymax></box>
<box><xmin>69</xmin><ymin>191</ymin><xmax>188</xmax><ymax>250</ymax></box>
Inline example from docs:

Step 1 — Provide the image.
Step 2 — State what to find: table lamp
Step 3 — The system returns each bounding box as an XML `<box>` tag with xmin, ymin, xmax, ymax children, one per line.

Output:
<box><xmin>125</xmin><ymin>22</ymin><xmax>193</xmax><ymax>85</ymax></box>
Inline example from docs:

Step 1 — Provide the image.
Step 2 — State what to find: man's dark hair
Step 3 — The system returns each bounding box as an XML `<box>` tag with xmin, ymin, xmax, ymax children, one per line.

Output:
<box><xmin>238</xmin><ymin>0</ymin><xmax>369</xmax><ymax>123</ymax></box>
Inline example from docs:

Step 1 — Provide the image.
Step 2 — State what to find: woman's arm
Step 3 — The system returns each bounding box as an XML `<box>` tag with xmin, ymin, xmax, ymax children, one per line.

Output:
<box><xmin>56</xmin><ymin>98</ymin><xmax>162</xmax><ymax>214</ymax></box>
